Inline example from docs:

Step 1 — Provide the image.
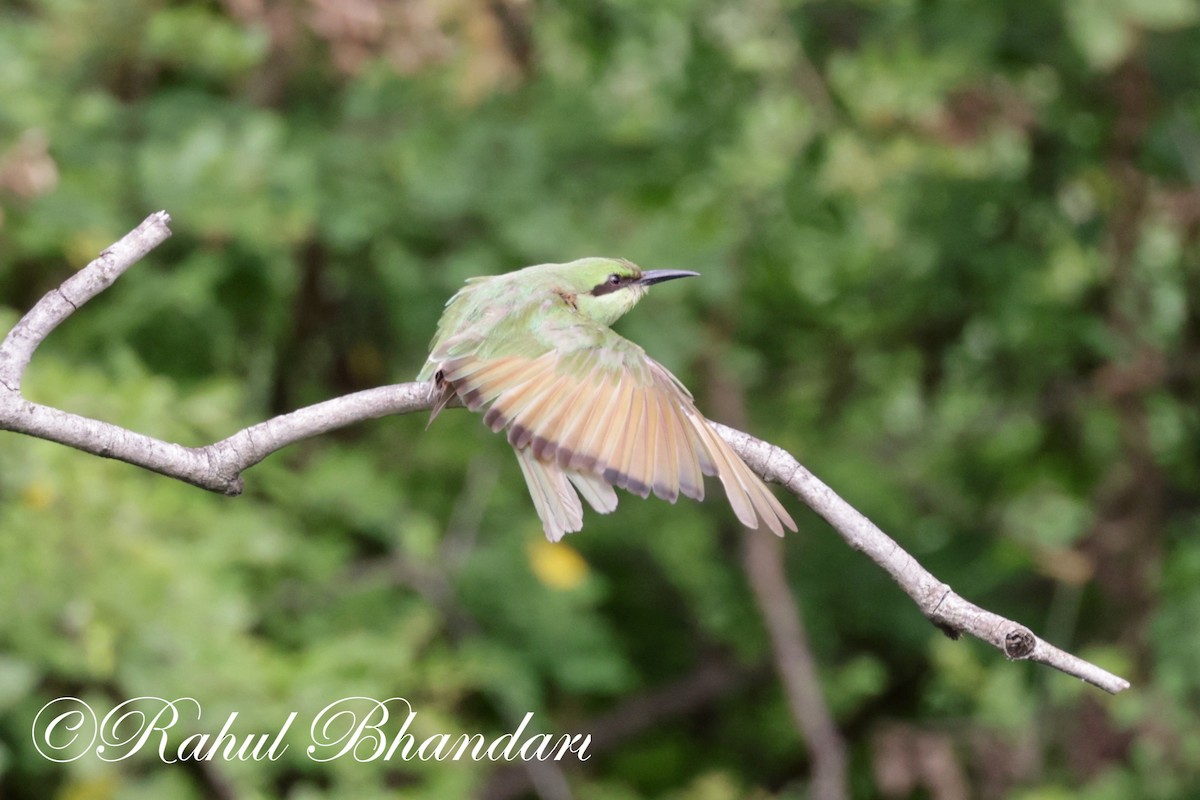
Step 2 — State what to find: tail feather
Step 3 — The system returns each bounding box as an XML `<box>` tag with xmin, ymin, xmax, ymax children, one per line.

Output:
<box><xmin>515</xmin><ymin>448</ymin><xmax>583</xmax><ymax>541</ymax></box>
<box><xmin>426</xmin><ymin>371</ymin><xmax>455</xmax><ymax>429</ymax></box>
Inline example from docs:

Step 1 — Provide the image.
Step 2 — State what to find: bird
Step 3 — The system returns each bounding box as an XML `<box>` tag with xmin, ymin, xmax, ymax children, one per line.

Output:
<box><xmin>418</xmin><ymin>257</ymin><xmax>796</xmax><ymax>542</ymax></box>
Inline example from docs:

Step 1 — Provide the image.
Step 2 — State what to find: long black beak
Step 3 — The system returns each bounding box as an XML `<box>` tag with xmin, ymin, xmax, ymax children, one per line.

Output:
<box><xmin>639</xmin><ymin>269</ymin><xmax>700</xmax><ymax>286</ymax></box>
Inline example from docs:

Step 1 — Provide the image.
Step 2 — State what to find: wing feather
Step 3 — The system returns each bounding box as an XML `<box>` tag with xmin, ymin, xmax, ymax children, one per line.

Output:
<box><xmin>429</xmin><ymin>303</ymin><xmax>794</xmax><ymax>537</ymax></box>
<box><xmin>685</xmin><ymin>416</ymin><xmax>795</xmax><ymax>536</ymax></box>
<box><xmin>647</xmin><ymin>363</ymin><xmax>703</xmax><ymax>500</ymax></box>
<box><xmin>567</xmin><ymin>470</ymin><xmax>619</xmax><ymax>514</ymax></box>
<box><xmin>598</xmin><ymin>378</ymin><xmax>639</xmax><ymax>493</ymax></box>
<box><xmin>480</xmin><ymin>360</ymin><xmax>560</xmax><ymax>432</ymax></box>
<box><xmin>622</xmin><ymin>389</ymin><xmax>652</xmax><ymax>498</ymax></box>
<box><xmin>507</xmin><ymin>373</ymin><xmax>575</xmax><ymax>450</ymax></box>
<box><xmin>646</xmin><ymin>388</ymin><xmax>678</xmax><ymax>501</ymax></box>
<box><xmin>672</xmin><ymin>409</ymin><xmax>704</xmax><ymax>501</ymax></box>
<box><xmin>552</xmin><ymin>363</ymin><xmax>606</xmax><ymax>468</ymax></box>
<box><xmin>444</xmin><ymin>357</ymin><xmax>533</xmax><ymax>412</ymax></box>
<box><xmin>529</xmin><ymin>374</ymin><xmax>592</xmax><ymax>461</ymax></box>
<box><xmin>685</xmin><ymin>414</ymin><xmax>758</xmax><ymax>528</ymax></box>
<box><xmin>566</xmin><ymin>372</ymin><xmax>622</xmax><ymax>474</ymax></box>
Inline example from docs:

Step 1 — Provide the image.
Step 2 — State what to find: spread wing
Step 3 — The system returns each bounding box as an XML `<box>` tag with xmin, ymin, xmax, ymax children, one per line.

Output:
<box><xmin>429</xmin><ymin>309</ymin><xmax>796</xmax><ymax>539</ymax></box>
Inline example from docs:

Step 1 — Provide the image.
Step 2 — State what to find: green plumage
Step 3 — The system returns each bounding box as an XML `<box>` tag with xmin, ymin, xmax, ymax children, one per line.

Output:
<box><xmin>419</xmin><ymin>259</ymin><xmax>649</xmax><ymax>376</ymax></box>
<box><xmin>420</xmin><ymin>258</ymin><xmax>796</xmax><ymax>541</ymax></box>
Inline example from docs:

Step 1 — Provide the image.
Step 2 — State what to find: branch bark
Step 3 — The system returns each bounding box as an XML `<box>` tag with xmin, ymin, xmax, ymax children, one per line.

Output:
<box><xmin>703</xmin><ymin>348</ymin><xmax>848</xmax><ymax>798</ymax></box>
<box><xmin>0</xmin><ymin>213</ymin><xmax>1131</xmax><ymax>695</ymax></box>
<box><xmin>744</xmin><ymin>532</ymin><xmax>849</xmax><ymax>797</ymax></box>
<box><xmin>714</xmin><ymin>423</ymin><xmax>1130</xmax><ymax>694</ymax></box>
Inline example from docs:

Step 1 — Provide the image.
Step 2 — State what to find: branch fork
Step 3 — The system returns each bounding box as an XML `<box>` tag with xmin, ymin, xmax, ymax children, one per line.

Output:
<box><xmin>0</xmin><ymin>212</ymin><xmax>1130</xmax><ymax>695</ymax></box>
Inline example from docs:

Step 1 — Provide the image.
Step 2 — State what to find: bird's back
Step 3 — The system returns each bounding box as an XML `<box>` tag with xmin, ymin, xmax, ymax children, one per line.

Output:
<box><xmin>419</xmin><ymin>265</ymin><xmax>607</xmax><ymax>379</ymax></box>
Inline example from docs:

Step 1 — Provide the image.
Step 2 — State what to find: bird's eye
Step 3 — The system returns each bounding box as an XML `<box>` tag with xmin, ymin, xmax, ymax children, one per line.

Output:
<box><xmin>607</xmin><ymin>274</ymin><xmax>621</xmax><ymax>286</ymax></box>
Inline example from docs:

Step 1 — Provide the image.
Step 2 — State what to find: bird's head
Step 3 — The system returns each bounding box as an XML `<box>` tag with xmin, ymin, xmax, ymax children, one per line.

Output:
<box><xmin>563</xmin><ymin>258</ymin><xmax>699</xmax><ymax>327</ymax></box>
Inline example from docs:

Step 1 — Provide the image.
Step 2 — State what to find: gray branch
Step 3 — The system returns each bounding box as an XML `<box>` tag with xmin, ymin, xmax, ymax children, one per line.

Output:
<box><xmin>716</xmin><ymin>423</ymin><xmax>1131</xmax><ymax>694</ymax></box>
<box><xmin>0</xmin><ymin>213</ymin><xmax>1131</xmax><ymax>695</ymax></box>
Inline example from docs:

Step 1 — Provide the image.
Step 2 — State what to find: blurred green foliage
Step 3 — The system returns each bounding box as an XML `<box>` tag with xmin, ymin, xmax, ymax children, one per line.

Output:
<box><xmin>1</xmin><ymin>0</ymin><xmax>1199</xmax><ymax>797</ymax></box>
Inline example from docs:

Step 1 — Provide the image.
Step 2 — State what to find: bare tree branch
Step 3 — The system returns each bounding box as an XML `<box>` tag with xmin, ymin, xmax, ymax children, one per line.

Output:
<box><xmin>744</xmin><ymin>532</ymin><xmax>849</xmax><ymax>799</ymax></box>
<box><xmin>0</xmin><ymin>213</ymin><xmax>1131</xmax><ymax>695</ymax></box>
<box><xmin>715</xmin><ymin>423</ymin><xmax>1131</xmax><ymax>695</ymax></box>
<box><xmin>703</xmin><ymin>351</ymin><xmax>848</xmax><ymax>798</ymax></box>
<box><xmin>0</xmin><ymin>211</ymin><xmax>173</xmax><ymax>391</ymax></box>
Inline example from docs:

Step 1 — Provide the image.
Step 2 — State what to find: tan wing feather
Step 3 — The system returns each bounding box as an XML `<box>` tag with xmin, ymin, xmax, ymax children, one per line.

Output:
<box><xmin>567</xmin><ymin>470</ymin><xmax>619</xmax><ymax>514</ymax></box>
<box><xmin>641</xmin><ymin>387</ymin><xmax>666</xmax><ymax>499</ymax></box>
<box><xmin>507</xmin><ymin>373</ymin><xmax>576</xmax><ymax>450</ymax></box>
<box><xmin>437</xmin><ymin>347</ymin><xmax>794</xmax><ymax>536</ymax></box>
<box><xmin>566</xmin><ymin>372</ymin><xmax>623</xmax><ymax>474</ymax></box>
<box><xmin>596</xmin><ymin>376</ymin><xmax>637</xmax><ymax>489</ymax></box>
<box><xmin>445</xmin><ymin>357</ymin><xmax>535</xmax><ymax>413</ymax></box>
<box><xmin>548</xmin><ymin>363</ymin><xmax>606</xmax><ymax>467</ymax></box>
<box><xmin>684</xmin><ymin>415</ymin><xmax>795</xmax><ymax>536</ymax></box>
<box><xmin>652</xmin><ymin>388</ymin><xmax>681</xmax><ymax>501</ymax></box>
<box><xmin>528</xmin><ymin>366</ymin><xmax>597</xmax><ymax>461</ymax></box>
<box><xmin>625</xmin><ymin>389</ymin><xmax>653</xmax><ymax>498</ymax></box>
<box><xmin>647</xmin><ymin>363</ymin><xmax>704</xmax><ymax>500</ymax></box>
<box><xmin>486</xmin><ymin>363</ymin><xmax>564</xmax><ymax>435</ymax></box>
<box><xmin>683</xmin><ymin>413</ymin><xmax>758</xmax><ymax>528</ymax></box>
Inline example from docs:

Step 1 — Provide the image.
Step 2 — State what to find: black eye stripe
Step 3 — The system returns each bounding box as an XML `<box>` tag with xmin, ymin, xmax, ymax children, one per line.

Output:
<box><xmin>590</xmin><ymin>273</ymin><xmax>630</xmax><ymax>296</ymax></box>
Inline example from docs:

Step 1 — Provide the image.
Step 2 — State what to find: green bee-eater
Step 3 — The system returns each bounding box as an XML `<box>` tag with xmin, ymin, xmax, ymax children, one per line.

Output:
<box><xmin>419</xmin><ymin>258</ymin><xmax>796</xmax><ymax>541</ymax></box>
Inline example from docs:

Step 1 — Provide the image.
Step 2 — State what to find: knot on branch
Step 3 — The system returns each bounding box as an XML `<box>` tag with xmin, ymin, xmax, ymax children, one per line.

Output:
<box><xmin>1003</xmin><ymin>627</ymin><xmax>1036</xmax><ymax>659</ymax></box>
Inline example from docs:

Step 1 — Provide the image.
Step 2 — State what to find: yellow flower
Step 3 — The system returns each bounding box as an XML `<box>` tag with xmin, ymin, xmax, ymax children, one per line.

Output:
<box><xmin>526</xmin><ymin>538</ymin><xmax>589</xmax><ymax>591</ymax></box>
<box><xmin>21</xmin><ymin>481</ymin><xmax>55</xmax><ymax>510</ymax></box>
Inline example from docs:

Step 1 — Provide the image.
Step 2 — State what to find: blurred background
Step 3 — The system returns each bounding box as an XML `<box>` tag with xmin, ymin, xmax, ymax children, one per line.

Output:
<box><xmin>1</xmin><ymin>0</ymin><xmax>1199</xmax><ymax>797</ymax></box>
